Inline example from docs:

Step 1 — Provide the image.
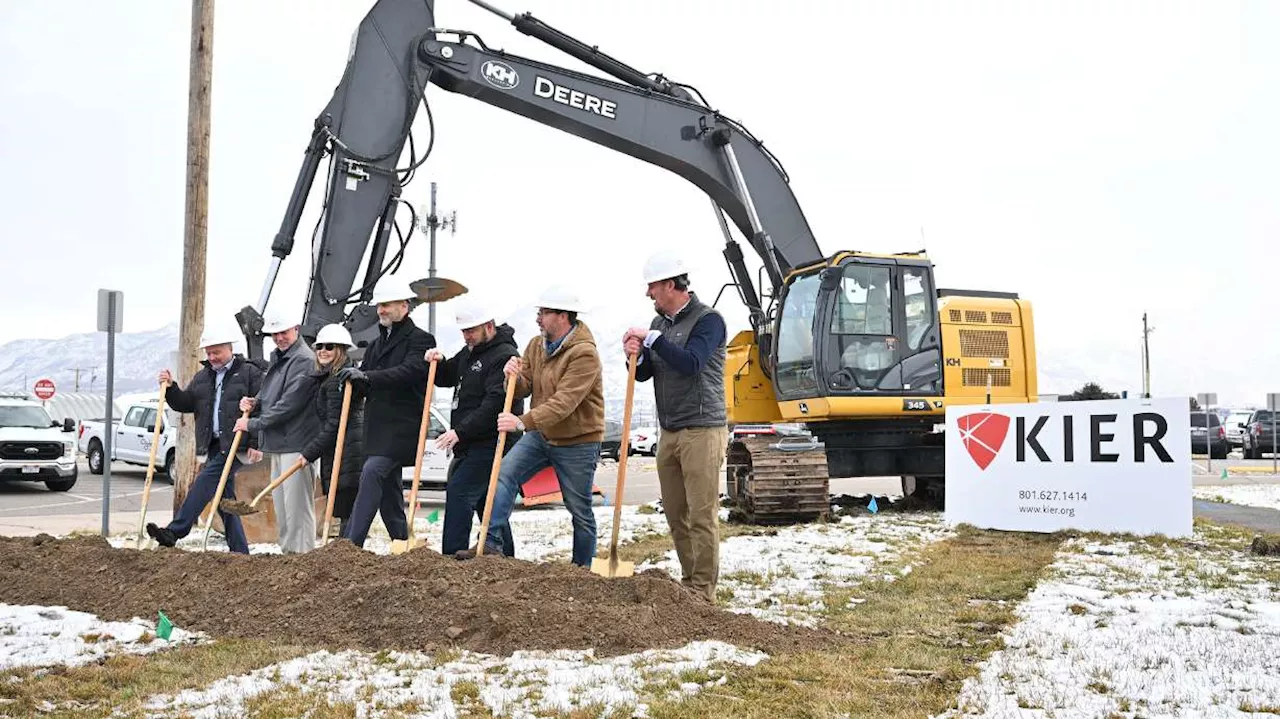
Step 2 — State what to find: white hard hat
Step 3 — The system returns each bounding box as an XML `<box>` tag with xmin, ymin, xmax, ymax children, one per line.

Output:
<box><xmin>453</xmin><ymin>299</ymin><xmax>493</xmax><ymax>330</ymax></box>
<box><xmin>314</xmin><ymin>323</ymin><xmax>354</xmax><ymax>347</ymax></box>
<box><xmin>198</xmin><ymin>327</ymin><xmax>240</xmax><ymax>348</ymax></box>
<box><xmin>369</xmin><ymin>282</ymin><xmax>417</xmax><ymax>305</ymax></box>
<box><xmin>643</xmin><ymin>250</ymin><xmax>690</xmax><ymax>284</ymax></box>
<box><xmin>260</xmin><ymin>313</ymin><xmax>298</xmax><ymax>334</ymax></box>
<box><xmin>535</xmin><ymin>285</ymin><xmax>586</xmax><ymax>314</ymax></box>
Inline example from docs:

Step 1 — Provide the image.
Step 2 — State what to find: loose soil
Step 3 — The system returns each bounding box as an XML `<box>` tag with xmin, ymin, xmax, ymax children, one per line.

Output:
<box><xmin>0</xmin><ymin>535</ymin><xmax>852</xmax><ymax>658</ymax></box>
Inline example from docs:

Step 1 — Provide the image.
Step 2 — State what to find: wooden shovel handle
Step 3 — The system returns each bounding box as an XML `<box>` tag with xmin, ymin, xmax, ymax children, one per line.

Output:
<box><xmin>607</xmin><ymin>352</ymin><xmax>639</xmax><ymax>557</ymax></box>
<box><xmin>135</xmin><ymin>380</ymin><xmax>169</xmax><ymax>548</ymax></box>
<box><xmin>249</xmin><ymin>456</ymin><xmax>307</xmax><ymax>506</ymax></box>
<box><xmin>404</xmin><ymin>358</ymin><xmax>439</xmax><ymax>537</ymax></box>
<box><xmin>476</xmin><ymin>372</ymin><xmax>519</xmax><ymax>557</ymax></box>
<box><xmin>202</xmin><ymin>408</ymin><xmax>251</xmax><ymax>550</ymax></box>
<box><xmin>322</xmin><ymin>380</ymin><xmax>354</xmax><ymax>542</ymax></box>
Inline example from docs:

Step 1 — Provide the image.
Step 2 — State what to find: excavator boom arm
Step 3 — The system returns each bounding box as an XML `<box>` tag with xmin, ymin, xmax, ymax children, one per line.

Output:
<box><xmin>242</xmin><ymin>0</ymin><xmax>823</xmax><ymax>358</ymax></box>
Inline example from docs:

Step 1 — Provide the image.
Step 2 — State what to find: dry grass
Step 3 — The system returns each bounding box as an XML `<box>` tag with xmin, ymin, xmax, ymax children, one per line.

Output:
<box><xmin>0</xmin><ymin>638</ymin><xmax>311</xmax><ymax>719</ymax></box>
<box><xmin>640</xmin><ymin>525</ymin><xmax>1065</xmax><ymax>719</ymax></box>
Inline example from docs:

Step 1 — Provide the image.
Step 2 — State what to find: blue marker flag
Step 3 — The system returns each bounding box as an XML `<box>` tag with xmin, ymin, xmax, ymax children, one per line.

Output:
<box><xmin>868</xmin><ymin>497</ymin><xmax>879</xmax><ymax>514</ymax></box>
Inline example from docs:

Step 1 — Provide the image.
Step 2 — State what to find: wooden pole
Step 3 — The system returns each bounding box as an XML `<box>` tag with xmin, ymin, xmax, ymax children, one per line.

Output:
<box><xmin>174</xmin><ymin>0</ymin><xmax>215</xmax><ymax>511</ymax></box>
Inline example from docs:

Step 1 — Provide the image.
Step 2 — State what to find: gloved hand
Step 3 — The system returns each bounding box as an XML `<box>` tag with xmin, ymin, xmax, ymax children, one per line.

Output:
<box><xmin>337</xmin><ymin>367</ymin><xmax>369</xmax><ymax>388</ymax></box>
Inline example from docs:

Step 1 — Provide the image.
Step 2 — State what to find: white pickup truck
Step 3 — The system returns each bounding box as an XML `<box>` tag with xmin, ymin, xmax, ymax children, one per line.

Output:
<box><xmin>77</xmin><ymin>399</ymin><xmax>178</xmax><ymax>481</ymax></box>
<box><xmin>0</xmin><ymin>393</ymin><xmax>80</xmax><ymax>491</ymax></box>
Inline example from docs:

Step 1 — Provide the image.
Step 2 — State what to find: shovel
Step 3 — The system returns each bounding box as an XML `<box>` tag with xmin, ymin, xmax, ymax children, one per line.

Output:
<box><xmin>390</xmin><ymin>357</ymin><xmax>438</xmax><ymax>554</ymax></box>
<box><xmin>591</xmin><ymin>351</ymin><xmax>638</xmax><ymax>578</ymax></box>
<box><xmin>134</xmin><ymin>380</ymin><xmax>169</xmax><ymax>549</ymax></box>
<box><xmin>218</xmin><ymin>456</ymin><xmax>307</xmax><ymax>516</ymax></box>
<box><xmin>200</xmin><ymin>409</ymin><xmax>252</xmax><ymax>551</ymax></box>
<box><xmin>320</xmin><ymin>380</ymin><xmax>354</xmax><ymax>543</ymax></box>
<box><xmin>474</xmin><ymin>372</ymin><xmax>519</xmax><ymax>558</ymax></box>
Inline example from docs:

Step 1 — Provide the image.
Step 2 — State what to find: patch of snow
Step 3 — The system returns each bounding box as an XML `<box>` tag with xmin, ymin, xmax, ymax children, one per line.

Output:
<box><xmin>0</xmin><ymin>603</ymin><xmax>202</xmax><ymax>670</ymax></box>
<box><xmin>638</xmin><ymin>512</ymin><xmax>953</xmax><ymax>627</ymax></box>
<box><xmin>142</xmin><ymin>640</ymin><xmax>766</xmax><ymax>718</ymax></box>
<box><xmin>934</xmin><ymin>531</ymin><xmax>1280</xmax><ymax>718</ymax></box>
<box><xmin>1194</xmin><ymin>482</ymin><xmax>1280</xmax><ymax>511</ymax></box>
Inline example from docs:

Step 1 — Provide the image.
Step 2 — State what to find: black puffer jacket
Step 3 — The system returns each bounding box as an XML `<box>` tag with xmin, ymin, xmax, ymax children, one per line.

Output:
<box><xmin>299</xmin><ymin>359</ymin><xmax>365</xmax><ymax>492</ymax></box>
<box><xmin>433</xmin><ymin>323</ymin><xmax>525</xmax><ymax>453</ymax></box>
<box><xmin>164</xmin><ymin>355</ymin><xmax>263</xmax><ymax>455</ymax></box>
<box><xmin>359</xmin><ymin>316</ymin><xmax>436</xmax><ymax>465</ymax></box>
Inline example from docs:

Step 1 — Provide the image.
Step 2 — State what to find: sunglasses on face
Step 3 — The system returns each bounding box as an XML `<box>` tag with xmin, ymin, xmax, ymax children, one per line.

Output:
<box><xmin>315</xmin><ymin>343</ymin><xmax>343</xmax><ymax>351</ymax></box>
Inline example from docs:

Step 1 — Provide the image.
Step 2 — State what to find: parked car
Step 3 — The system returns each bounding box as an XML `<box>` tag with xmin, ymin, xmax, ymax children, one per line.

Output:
<box><xmin>1242</xmin><ymin>409</ymin><xmax>1280</xmax><ymax>459</ymax></box>
<box><xmin>629</xmin><ymin>426</ymin><xmax>658</xmax><ymax>456</ymax></box>
<box><xmin>1190</xmin><ymin>412</ymin><xmax>1229</xmax><ymax>459</ymax></box>
<box><xmin>601</xmin><ymin>418</ymin><xmax>623</xmax><ymax>461</ymax></box>
<box><xmin>78</xmin><ymin>399</ymin><xmax>178</xmax><ymax>480</ymax></box>
<box><xmin>0</xmin><ymin>393</ymin><xmax>79</xmax><ymax>491</ymax></box>
<box><xmin>1224</xmin><ymin>409</ymin><xmax>1253</xmax><ymax>448</ymax></box>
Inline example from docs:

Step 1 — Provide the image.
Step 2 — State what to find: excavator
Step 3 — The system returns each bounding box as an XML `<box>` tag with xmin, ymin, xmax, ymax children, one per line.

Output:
<box><xmin>235</xmin><ymin>0</ymin><xmax>1038</xmax><ymax>521</ymax></box>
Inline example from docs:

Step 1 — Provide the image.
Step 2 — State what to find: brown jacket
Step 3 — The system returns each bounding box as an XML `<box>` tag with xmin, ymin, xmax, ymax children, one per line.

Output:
<box><xmin>515</xmin><ymin>321</ymin><xmax>605</xmax><ymax>445</ymax></box>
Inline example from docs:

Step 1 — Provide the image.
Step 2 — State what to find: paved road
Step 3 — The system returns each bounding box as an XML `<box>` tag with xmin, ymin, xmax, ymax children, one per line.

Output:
<box><xmin>1193</xmin><ymin>499</ymin><xmax>1280</xmax><ymax>534</ymax></box>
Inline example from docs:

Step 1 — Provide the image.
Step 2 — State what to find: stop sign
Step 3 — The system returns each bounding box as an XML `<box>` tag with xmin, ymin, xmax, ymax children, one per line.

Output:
<box><xmin>33</xmin><ymin>378</ymin><xmax>55</xmax><ymax>400</ymax></box>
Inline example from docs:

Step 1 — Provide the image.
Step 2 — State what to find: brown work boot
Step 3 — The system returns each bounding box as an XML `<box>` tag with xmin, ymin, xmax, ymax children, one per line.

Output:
<box><xmin>453</xmin><ymin>540</ymin><xmax>504</xmax><ymax>560</ymax></box>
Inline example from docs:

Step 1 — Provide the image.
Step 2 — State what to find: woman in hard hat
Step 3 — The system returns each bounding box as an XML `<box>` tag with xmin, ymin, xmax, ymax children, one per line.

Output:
<box><xmin>298</xmin><ymin>323</ymin><xmax>366</xmax><ymax>537</ymax></box>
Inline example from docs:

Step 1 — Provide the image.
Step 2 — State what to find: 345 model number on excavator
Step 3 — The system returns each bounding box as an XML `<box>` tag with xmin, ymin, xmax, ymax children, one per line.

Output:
<box><xmin>534</xmin><ymin>76</ymin><xmax>618</xmax><ymax>119</ymax></box>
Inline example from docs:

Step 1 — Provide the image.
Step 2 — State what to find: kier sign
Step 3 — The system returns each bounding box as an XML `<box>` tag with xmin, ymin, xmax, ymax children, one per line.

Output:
<box><xmin>33</xmin><ymin>378</ymin><xmax>56</xmax><ymax>400</ymax></box>
<box><xmin>944</xmin><ymin>397</ymin><xmax>1191</xmax><ymax>537</ymax></box>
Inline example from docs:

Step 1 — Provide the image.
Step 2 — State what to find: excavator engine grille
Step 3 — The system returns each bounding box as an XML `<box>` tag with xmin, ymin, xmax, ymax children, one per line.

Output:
<box><xmin>965</xmin><ymin>310</ymin><xmax>988</xmax><ymax>323</ymax></box>
<box><xmin>949</xmin><ymin>309</ymin><xmax>962</xmax><ymax>323</ymax></box>
<box><xmin>992</xmin><ymin>311</ymin><xmax>1014</xmax><ymax>324</ymax></box>
<box><xmin>958</xmin><ymin>329</ymin><xmax>1010</xmax><ymax>358</ymax></box>
<box><xmin>963</xmin><ymin>368</ymin><xmax>1012</xmax><ymax>387</ymax></box>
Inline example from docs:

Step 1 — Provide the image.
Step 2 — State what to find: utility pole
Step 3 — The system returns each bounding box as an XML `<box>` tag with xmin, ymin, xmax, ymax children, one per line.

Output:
<box><xmin>174</xmin><ymin>0</ymin><xmax>214</xmax><ymax>511</ymax></box>
<box><xmin>67</xmin><ymin>368</ymin><xmax>91</xmax><ymax>392</ymax></box>
<box><xmin>419</xmin><ymin>181</ymin><xmax>457</xmax><ymax>336</ymax></box>
<box><xmin>1141</xmin><ymin>312</ymin><xmax>1154</xmax><ymax>398</ymax></box>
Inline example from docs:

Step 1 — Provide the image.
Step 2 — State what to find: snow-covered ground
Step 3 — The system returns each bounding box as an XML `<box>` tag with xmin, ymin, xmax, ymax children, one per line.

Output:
<box><xmin>141</xmin><ymin>641</ymin><xmax>765</xmax><ymax>718</ymax></box>
<box><xmin>639</xmin><ymin>512</ymin><xmax>952</xmax><ymax>627</ymax></box>
<box><xmin>935</xmin><ymin>526</ymin><xmax>1280</xmax><ymax>718</ymax></box>
<box><xmin>1193</xmin><ymin>482</ymin><xmax>1280</xmax><ymax>512</ymax></box>
<box><xmin>0</xmin><ymin>603</ymin><xmax>202</xmax><ymax>671</ymax></box>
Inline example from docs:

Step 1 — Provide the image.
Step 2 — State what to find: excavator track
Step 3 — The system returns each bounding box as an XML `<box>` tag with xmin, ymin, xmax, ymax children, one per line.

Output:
<box><xmin>725</xmin><ymin>435</ymin><xmax>831</xmax><ymax>525</ymax></box>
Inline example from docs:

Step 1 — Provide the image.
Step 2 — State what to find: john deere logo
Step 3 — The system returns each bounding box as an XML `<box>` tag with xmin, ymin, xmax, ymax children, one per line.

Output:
<box><xmin>481</xmin><ymin>60</ymin><xmax>519</xmax><ymax>90</ymax></box>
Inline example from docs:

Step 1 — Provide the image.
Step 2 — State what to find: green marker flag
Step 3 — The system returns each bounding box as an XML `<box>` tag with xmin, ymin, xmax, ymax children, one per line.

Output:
<box><xmin>427</xmin><ymin>509</ymin><xmax>440</xmax><ymax>523</ymax></box>
<box><xmin>156</xmin><ymin>611</ymin><xmax>173</xmax><ymax>641</ymax></box>
<box><xmin>1221</xmin><ymin>468</ymin><xmax>1228</xmax><ymax>479</ymax></box>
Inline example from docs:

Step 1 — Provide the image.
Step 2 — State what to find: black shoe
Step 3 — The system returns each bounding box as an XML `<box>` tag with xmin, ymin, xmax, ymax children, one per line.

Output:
<box><xmin>453</xmin><ymin>541</ymin><xmax>503</xmax><ymax>560</ymax></box>
<box><xmin>146</xmin><ymin>522</ymin><xmax>177</xmax><ymax>547</ymax></box>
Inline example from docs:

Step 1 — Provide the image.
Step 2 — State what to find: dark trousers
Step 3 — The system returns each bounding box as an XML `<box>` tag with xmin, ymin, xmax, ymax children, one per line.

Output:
<box><xmin>442</xmin><ymin>441</ymin><xmax>515</xmax><ymax>557</ymax></box>
<box><xmin>343</xmin><ymin>455</ymin><xmax>408</xmax><ymax>548</ymax></box>
<box><xmin>167</xmin><ymin>444</ymin><xmax>249</xmax><ymax>554</ymax></box>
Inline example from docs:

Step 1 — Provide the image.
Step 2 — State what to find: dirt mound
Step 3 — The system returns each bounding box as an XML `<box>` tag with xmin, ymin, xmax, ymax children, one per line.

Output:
<box><xmin>0</xmin><ymin>535</ymin><xmax>851</xmax><ymax>658</ymax></box>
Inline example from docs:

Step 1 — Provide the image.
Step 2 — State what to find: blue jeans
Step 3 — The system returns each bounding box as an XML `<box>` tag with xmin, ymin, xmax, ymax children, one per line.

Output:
<box><xmin>167</xmin><ymin>447</ymin><xmax>249</xmax><ymax>554</ymax></box>
<box><xmin>485</xmin><ymin>431</ymin><xmax>600</xmax><ymax>566</ymax></box>
<box><xmin>442</xmin><ymin>441</ymin><xmax>514</xmax><ymax>557</ymax></box>
<box><xmin>344</xmin><ymin>455</ymin><xmax>409</xmax><ymax>548</ymax></box>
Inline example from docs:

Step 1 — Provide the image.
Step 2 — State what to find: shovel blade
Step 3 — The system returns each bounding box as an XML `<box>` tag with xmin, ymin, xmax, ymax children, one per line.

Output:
<box><xmin>389</xmin><ymin>537</ymin><xmax>422</xmax><ymax>555</ymax></box>
<box><xmin>590</xmin><ymin>555</ymin><xmax>635</xmax><ymax>578</ymax></box>
<box><xmin>218</xmin><ymin>499</ymin><xmax>259</xmax><ymax>516</ymax></box>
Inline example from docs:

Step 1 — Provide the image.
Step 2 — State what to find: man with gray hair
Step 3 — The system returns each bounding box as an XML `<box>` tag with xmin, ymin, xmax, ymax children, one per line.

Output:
<box><xmin>235</xmin><ymin>314</ymin><xmax>321</xmax><ymax>553</ymax></box>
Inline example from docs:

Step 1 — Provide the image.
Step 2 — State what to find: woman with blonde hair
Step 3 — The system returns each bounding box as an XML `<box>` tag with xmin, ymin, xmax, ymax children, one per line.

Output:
<box><xmin>299</xmin><ymin>323</ymin><xmax>365</xmax><ymax>537</ymax></box>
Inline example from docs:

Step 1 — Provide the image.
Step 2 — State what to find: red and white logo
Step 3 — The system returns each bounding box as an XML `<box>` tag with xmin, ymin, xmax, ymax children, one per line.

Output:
<box><xmin>957</xmin><ymin>411</ymin><xmax>1011</xmax><ymax>470</ymax></box>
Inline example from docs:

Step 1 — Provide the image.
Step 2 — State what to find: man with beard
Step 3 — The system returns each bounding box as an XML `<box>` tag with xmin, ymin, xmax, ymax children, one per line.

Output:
<box><xmin>424</xmin><ymin>300</ymin><xmax>523</xmax><ymax>556</ymax></box>
<box><xmin>337</xmin><ymin>282</ymin><xmax>436</xmax><ymax>548</ymax></box>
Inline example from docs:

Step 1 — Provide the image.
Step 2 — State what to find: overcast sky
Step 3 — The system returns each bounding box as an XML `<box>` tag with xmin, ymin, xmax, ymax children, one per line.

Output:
<box><xmin>1</xmin><ymin>0</ymin><xmax>1276</xmax><ymax>406</ymax></box>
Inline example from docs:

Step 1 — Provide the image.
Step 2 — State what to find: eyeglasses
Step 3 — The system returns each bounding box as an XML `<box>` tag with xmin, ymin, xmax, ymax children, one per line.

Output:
<box><xmin>315</xmin><ymin>343</ymin><xmax>343</xmax><ymax>351</ymax></box>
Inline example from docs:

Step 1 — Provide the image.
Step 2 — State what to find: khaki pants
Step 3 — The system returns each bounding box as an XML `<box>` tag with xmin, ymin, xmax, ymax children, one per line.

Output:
<box><xmin>656</xmin><ymin>425</ymin><xmax>728</xmax><ymax>601</ymax></box>
<box><xmin>270</xmin><ymin>452</ymin><xmax>318</xmax><ymax>554</ymax></box>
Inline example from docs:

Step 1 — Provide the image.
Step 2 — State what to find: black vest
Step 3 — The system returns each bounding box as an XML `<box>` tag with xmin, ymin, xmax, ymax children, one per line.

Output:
<box><xmin>647</xmin><ymin>295</ymin><xmax>727</xmax><ymax>430</ymax></box>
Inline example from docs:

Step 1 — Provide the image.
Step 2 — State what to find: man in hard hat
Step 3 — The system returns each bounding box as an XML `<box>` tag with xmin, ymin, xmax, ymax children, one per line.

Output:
<box><xmin>459</xmin><ymin>285</ymin><xmax>605</xmax><ymax>566</ymax></box>
<box><xmin>337</xmin><ymin>283</ymin><xmax>436</xmax><ymax>549</ymax></box>
<box><xmin>233</xmin><ymin>314</ymin><xmax>321</xmax><ymax>553</ymax></box>
<box><xmin>623</xmin><ymin>250</ymin><xmax>728</xmax><ymax>600</ymax></box>
<box><xmin>147</xmin><ymin>329</ymin><xmax>265</xmax><ymax>554</ymax></box>
<box><xmin>424</xmin><ymin>299</ymin><xmax>522</xmax><ymax>557</ymax></box>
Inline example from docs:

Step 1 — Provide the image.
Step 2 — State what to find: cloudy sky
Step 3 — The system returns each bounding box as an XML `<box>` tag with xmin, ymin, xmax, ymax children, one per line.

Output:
<box><xmin>1</xmin><ymin>0</ymin><xmax>1276</xmax><ymax>406</ymax></box>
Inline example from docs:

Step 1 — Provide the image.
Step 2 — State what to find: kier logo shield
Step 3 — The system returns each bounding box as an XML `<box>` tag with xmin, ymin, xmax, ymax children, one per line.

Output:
<box><xmin>957</xmin><ymin>412</ymin><xmax>1011</xmax><ymax>470</ymax></box>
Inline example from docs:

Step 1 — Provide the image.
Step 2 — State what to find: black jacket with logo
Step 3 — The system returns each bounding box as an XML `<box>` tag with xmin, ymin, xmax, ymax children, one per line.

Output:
<box><xmin>164</xmin><ymin>355</ymin><xmax>264</xmax><ymax>455</ymax></box>
<box><xmin>433</xmin><ymin>323</ymin><xmax>525</xmax><ymax>453</ymax></box>
<box><xmin>358</xmin><ymin>316</ymin><xmax>436</xmax><ymax>465</ymax></box>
